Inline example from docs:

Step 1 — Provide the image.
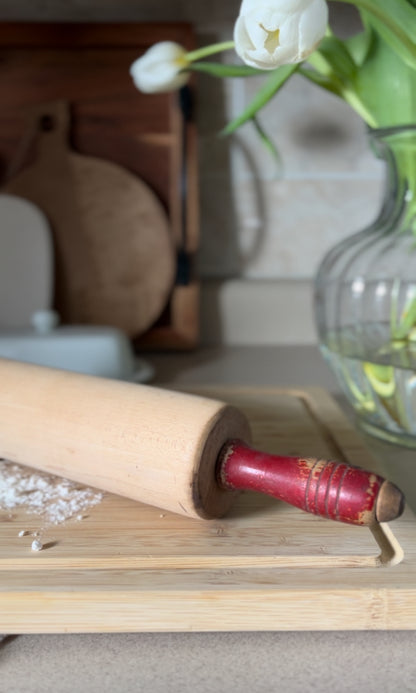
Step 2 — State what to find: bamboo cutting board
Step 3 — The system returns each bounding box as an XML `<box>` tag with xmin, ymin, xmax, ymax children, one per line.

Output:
<box><xmin>0</xmin><ymin>387</ymin><xmax>415</xmax><ymax>633</ymax></box>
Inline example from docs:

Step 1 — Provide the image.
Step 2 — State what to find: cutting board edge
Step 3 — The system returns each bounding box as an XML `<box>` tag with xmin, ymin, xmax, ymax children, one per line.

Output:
<box><xmin>1</xmin><ymin>583</ymin><xmax>416</xmax><ymax>633</ymax></box>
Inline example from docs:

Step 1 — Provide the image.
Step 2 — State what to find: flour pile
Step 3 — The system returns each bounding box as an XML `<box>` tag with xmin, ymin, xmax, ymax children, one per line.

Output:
<box><xmin>0</xmin><ymin>459</ymin><xmax>103</xmax><ymax>525</ymax></box>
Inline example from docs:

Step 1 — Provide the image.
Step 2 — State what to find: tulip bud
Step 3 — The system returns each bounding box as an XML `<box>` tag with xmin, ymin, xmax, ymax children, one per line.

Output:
<box><xmin>130</xmin><ymin>41</ymin><xmax>189</xmax><ymax>93</ymax></box>
<box><xmin>234</xmin><ymin>0</ymin><xmax>328</xmax><ymax>70</ymax></box>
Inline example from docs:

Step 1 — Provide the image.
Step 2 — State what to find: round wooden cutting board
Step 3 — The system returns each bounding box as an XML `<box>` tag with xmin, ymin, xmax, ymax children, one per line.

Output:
<box><xmin>4</xmin><ymin>101</ymin><xmax>176</xmax><ymax>337</ymax></box>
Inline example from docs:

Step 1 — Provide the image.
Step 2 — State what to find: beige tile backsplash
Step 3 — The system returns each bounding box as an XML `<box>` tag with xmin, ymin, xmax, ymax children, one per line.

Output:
<box><xmin>198</xmin><ymin>69</ymin><xmax>383</xmax><ymax>279</ymax></box>
<box><xmin>0</xmin><ymin>1</ymin><xmax>384</xmax><ymax>343</ymax></box>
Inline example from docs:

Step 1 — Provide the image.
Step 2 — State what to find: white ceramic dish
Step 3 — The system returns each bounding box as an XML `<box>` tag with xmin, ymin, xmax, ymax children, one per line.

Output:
<box><xmin>0</xmin><ymin>315</ymin><xmax>154</xmax><ymax>383</ymax></box>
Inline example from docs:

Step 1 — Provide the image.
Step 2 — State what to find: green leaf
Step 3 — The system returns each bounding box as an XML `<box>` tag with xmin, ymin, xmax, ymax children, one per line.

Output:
<box><xmin>305</xmin><ymin>33</ymin><xmax>381</xmax><ymax>126</ymax></box>
<box><xmin>313</xmin><ymin>35</ymin><xmax>358</xmax><ymax>82</ymax></box>
<box><xmin>251</xmin><ymin>116</ymin><xmax>282</xmax><ymax>171</ymax></box>
<box><xmin>332</xmin><ymin>0</ymin><xmax>416</xmax><ymax>69</ymax></box>
<box><xmin>297</xmin><ymin>66</ymin><xmax>342</xmax><ymax>96</ymax></box>
<box><xmin>221</xmin><ymin>64</ymin><xmax>298</xmax><ymax>136</ymax></box>
<box><xmin>345</xmin><ymin>26</ymin><xmax>375</xmax><ymax>66</ymax></box>
<box><xmin>187</xmin><ymin>62</ymin><xmax>264</xmax><ymax>78</ymax></box>
<box><xmin>350</xmin><ymin>31</ymin><xmax>416</xmax><ymax>127</ymax></box>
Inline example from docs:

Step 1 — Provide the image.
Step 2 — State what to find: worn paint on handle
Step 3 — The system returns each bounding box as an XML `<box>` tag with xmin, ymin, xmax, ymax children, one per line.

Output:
<box><xmin>218</xmin><ymin>440</ymin><xmax>404</xmax><ymax>526</ymax></box>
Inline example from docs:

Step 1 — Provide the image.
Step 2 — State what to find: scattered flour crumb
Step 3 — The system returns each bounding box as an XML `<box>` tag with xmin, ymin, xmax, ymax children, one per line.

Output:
<box><xmin>0</xmin><ymin>459</ymin><xmax>103</xmax><ymax>525</ymax></box>
<box><xmin>18</xmin><ymin>529</ymin><xmax>29</xmax><ymax>537</ymax></box>
<box><xmin>31</xmin><ymin>539</ymin><xmax>43</xmax><ymax>552</ymax></box>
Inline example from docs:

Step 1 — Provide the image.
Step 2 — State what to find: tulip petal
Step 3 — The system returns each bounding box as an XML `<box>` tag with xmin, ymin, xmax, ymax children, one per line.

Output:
<box><xmin>234</xmin><ymin>0</ymin><xmax>328</xmax><ymax>69</ymax></box>
<box><xmin>130</xmin><ymin>41</ymin><xmax>189</xmax><ymax>93</ymax></box>
<box><xmin>299</xmin><ymin>1</ymin><xmax>329</xmax><ymax>57</ymax></box>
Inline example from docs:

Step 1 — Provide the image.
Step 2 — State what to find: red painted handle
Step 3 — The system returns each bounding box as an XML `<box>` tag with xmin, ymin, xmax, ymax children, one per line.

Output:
<box><xmin>217</xmin><ymin>440</ymin><xmax>404</xmax><ymax>526</ymax></box>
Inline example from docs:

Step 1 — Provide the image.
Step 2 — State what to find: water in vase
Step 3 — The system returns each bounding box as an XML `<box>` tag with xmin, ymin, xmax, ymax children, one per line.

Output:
<box><xmin>321</xmin><ymin>322</ymin><xmax>416</xmax><ymax>445</ymax></box>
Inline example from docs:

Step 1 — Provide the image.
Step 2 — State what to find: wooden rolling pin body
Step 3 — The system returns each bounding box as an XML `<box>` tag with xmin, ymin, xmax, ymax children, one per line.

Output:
<box><xmin>0</xmin><ymin>358</ymin><xmax>250</xmax><ymax>519</ymax></box>
<box><xmin>0</xmin><ymin>359</ymin><xmax>404</xmax><ymax>525</ymax></box>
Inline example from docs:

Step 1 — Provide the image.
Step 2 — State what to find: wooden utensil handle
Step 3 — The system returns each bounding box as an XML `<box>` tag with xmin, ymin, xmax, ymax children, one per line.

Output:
<box><xmin>218</xmin><ymin>440</ymin><xmax>404</xmax><ymax>526</ymax></box>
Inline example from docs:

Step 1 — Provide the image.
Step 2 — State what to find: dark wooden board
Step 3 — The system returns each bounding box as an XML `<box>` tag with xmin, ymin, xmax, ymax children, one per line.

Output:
<box><xmin>0</xmin><ymin>22</ymin><xmax>199</xmax><ymax>348</ymax></box>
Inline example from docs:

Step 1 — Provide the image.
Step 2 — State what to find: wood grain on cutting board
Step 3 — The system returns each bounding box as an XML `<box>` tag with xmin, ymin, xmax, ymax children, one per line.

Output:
<box><xmin>0</xmin><ymin>387</ymin><xmax>415</xmax><ymax>633</ymax></box>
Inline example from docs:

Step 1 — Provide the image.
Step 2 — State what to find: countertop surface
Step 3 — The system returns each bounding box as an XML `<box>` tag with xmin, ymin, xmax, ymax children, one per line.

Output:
<box><xmin>2</xmin><ymin>345</ymin><xmax>416</xmax><ymax>693</ymax></box>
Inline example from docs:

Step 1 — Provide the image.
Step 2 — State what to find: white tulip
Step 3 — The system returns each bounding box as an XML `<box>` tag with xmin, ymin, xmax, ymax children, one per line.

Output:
<box><xmin>130</xmin><ymin>41</ymin><xmax>189</xmax><ymax>93</ymax></box>
<box><xmin>234</xmin><ymin>0</ymin><xmax>328</xmax><ymax>70</ymax></box>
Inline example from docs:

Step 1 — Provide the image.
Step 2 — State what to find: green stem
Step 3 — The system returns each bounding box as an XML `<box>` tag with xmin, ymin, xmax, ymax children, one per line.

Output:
<box><xmin>300</xmin><ymin>62</ymin><xmax>379</xmax><ymax>128</ymax></box>
<box><xmin>185</xmin><ymin>41</ymin><xmax>235</xmax><ymax>63</ymax></box>
<box><xmin>340</xmin><ymin>89</ymin><xmax>379</xmax><ymax>127</ymax></box>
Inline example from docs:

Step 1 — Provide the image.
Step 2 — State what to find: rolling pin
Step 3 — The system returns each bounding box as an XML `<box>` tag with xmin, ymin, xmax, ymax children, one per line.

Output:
<box><xmin>0</xmin><ymin>358</ymin><xmax>404</xmax><ymax>526</ymax></box>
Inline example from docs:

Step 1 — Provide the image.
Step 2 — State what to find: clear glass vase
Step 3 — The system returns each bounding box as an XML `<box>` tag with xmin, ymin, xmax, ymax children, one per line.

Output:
<box><xmin>314</xmin><ymin>125</ymin><xmax>416</xmax><ymax>447</ymax></box>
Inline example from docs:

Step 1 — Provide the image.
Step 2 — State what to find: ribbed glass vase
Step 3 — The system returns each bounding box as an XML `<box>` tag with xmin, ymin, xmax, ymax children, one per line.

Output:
<box><xmin>315</xmin><ymin>125</ymin><xmax>416</xmax><ymax>447</ymax></box>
